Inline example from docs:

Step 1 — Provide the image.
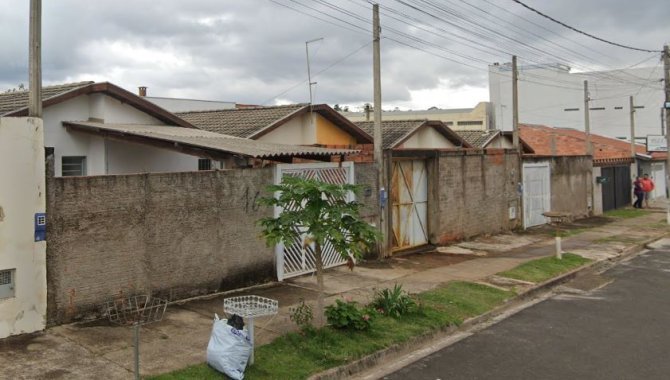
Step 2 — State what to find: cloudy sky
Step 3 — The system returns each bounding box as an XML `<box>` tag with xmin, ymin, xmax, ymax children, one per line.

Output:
<box><xmin>1</xmin><ymin>0</ymin><xmax>668</xmax><ymax>110</ymax></box>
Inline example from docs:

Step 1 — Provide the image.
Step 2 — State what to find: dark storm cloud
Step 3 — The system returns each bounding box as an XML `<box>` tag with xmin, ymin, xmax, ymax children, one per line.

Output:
<box><xmin>1</xmin><ymin>0</ymin><xmax>668</xmax><ymax>108</ymax></box>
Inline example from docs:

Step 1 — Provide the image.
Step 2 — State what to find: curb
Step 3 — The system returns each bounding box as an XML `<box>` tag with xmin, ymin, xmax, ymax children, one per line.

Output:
<box><xmin>309</xmin><ymin>232</ymin><xmax>668</xmax><ymax>380</ymax></box>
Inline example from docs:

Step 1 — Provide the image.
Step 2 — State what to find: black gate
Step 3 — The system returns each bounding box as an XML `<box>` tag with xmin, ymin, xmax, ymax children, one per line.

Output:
<box><xmin>601</xmin><ymin>165</ymin><xmax>631</xmax><ymax>212</ymax></box>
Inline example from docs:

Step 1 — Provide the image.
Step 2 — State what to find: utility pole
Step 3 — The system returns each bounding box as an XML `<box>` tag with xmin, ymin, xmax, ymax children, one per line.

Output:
<box><xmin>584</xmin><ymin>80</ymin><xmax>592</xmax><ymax>155</ymax></box>
<box><xmin>29</xmin><ymin>0</ymin><xmax>42</xmax><ymax>117</ymax></box>
<box><xmin>372</xmin><ymin>4</ymin><xmax>387</xmax><ymax>257</ymax></box>
<box><xmin>663</xmin><ymin>45</ymin><xmax>670</xmax><ymax>223</ymax></box>
<box><xmin>512</xmin><ymin>56</ymin><xmax>519</xmax><ymax>150</ymax></box>
<box><xmin>629</xmin><ymin>96</ymin><xmax>636</xmax><ymax>158</ymax></box>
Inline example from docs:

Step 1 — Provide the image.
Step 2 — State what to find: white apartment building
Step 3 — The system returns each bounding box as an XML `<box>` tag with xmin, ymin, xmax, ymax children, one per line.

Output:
<box><xmin>489</xmin><ymin>63</ymin><xmax>665</xmax><ymax>140</ymax></box>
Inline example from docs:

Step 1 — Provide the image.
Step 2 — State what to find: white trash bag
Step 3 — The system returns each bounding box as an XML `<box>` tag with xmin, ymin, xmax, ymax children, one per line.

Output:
<box><xmin>206</xmin><ymin>313</ymin><xmax>252</xmax><ymax>380</ymax></box>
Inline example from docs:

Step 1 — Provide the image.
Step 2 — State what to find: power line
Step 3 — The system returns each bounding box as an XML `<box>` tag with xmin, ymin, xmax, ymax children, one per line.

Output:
<box><xmin>266</xmin><ymin>0</ymin><xmax>662</xmax><ymax>95</ymax></box>
<box><xmin>509</xmin><ymin>0</ymin><xmax>661</xmax><ymax>53</ymax></box>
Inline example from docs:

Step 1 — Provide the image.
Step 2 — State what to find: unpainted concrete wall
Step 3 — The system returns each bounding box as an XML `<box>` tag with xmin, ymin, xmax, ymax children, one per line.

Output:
<box><xmin>429</xmin><ymin>150</ymin><xmax>521</xmax><ymax>244</ymax></box>
<box><xmin>46</xmin><ymin>168</ymin><xmax>275</xmax><ymax>324</ymax></box>
<box><xmin>46</xmin><ymin>163</ymin><xmax>379</xmax><ymax>325</ymax></box>
<box><xmin>526</xmin><ymin>156</ymin><xmax>593</xmax><ymax>219</ymax></box>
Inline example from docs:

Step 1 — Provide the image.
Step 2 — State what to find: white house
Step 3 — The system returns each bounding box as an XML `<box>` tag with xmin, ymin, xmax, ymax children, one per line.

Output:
<box><xmin>489</xmin><ymin>63</ymin><xmax>665</xmax><ymax>140</ymax></box>
<box><xmin>1</xmin><ymin>82</ymin><xmax>352</xmax><ymax>177</ymax></box>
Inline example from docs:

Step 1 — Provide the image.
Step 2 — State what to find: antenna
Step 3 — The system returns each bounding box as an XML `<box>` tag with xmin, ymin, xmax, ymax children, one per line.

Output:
<box><xmin>305</xmin><ymin>37</ymin><xmax>324</xmax><ymax>105</ymax></box>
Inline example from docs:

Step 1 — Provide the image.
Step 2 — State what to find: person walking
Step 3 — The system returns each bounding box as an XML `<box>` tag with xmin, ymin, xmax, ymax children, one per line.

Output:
<box><xmin>640</xmin><ymin>174</ymin><xmax>655</xmax><ymax>208</ymax></box>
<box><xmin>633</xmin><ymin>176</ymin><xmax>644</xmax><ymax>208</ymax></box>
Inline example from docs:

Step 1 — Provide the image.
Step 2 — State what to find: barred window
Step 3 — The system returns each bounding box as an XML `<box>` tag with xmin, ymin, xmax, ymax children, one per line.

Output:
<box><xmin>62</xmin><ymin>156</ymin><xmax>86</xmax><ymax>176</ymax></box>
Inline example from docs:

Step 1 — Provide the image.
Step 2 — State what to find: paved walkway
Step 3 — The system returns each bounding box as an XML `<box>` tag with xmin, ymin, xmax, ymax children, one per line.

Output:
<box><xmin>1</xmin><ymin>206</ymin><xmax>668</xmax><ymax>379</ymax></box>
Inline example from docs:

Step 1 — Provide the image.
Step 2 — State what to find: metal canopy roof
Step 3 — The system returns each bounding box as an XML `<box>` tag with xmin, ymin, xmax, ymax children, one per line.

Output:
<box><xmin>62</xmin><ymin>121</ymin><xmax>357</xmax><ymax>160</ymax></box>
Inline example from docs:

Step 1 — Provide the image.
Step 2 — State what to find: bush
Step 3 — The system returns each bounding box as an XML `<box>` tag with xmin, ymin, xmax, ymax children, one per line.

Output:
<box><xmin>289</xmin><ymin>299</ymin><xmax>314</xmax><ymax>333</ymax></box>
<box><xmin>370</xmin><ymin>284</ymin><xmax>416</xmax><ymax>318</ymax></box>
<box><xmin>325</xmin><ymin>299</ymin><xmax>373</xmax><ymax>330</ymax></box>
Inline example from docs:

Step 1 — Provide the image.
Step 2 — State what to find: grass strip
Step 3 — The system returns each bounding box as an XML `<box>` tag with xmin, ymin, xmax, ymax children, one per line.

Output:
<box><xmin>604</xmin><ymin>208</ymin><xmax>650</xmax><ymax>219</ymax></box>
<box><xmin>149</xmin><ymin>281</ymin><xmax>513</xmax><ymax>380</ymax></box>
<box><xmin>497</xmin><ymin>253</ymin><xmax>591</xmax><ymax>283</ymax></box>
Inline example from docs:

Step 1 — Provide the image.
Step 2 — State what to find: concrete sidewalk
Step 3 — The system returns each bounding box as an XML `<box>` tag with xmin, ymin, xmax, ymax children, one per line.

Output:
<box><xmin>1</xmin><ymin>207</ymin><xmax>668</xmax><ymax>379</ymax></box>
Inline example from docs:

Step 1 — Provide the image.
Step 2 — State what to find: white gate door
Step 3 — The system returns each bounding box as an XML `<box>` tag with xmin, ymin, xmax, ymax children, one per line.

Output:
<box><xmin>274</xmin><ymin>162</ymin><xmax>355</xmax><ymax>281</ymax></box>
<box><xmin>651</xmin><ymin>163</ymin><xmax>666</xmax><ymax>199</ymax></box>
<box><xmin>523</xmin><ymin>163</ymin><xmax>551</xmax><ymax>228</ymax></box>
<box><xmin>391</xmin><ymin>160</ymin><xmax>428</xmax><ymax>251</ymax></box>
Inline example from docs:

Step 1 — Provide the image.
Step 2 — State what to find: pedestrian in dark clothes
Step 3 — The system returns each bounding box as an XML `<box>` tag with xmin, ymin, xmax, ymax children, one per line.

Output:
<box><xmin>633</xmin><ymin>176</ymin><xmax>644</xmax><ymax>208</ymax></box>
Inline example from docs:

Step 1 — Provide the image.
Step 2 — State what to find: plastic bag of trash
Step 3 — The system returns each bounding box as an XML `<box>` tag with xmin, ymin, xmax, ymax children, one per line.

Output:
<box><xmin>206</xmin><ymin>313</ymin><xmax>252</xmax><ymax>380</ymax></box>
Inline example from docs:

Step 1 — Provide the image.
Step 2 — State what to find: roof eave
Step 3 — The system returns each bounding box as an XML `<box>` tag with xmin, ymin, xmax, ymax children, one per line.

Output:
<box><xmin>6</xmin><ymin>82</ymin><xmax>196</xmax><ymax>130</ymax></box>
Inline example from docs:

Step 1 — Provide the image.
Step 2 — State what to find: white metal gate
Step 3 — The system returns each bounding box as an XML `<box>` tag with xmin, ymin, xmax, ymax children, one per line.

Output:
<box><xmin>391</xmin><ymin>160</ymin><xmax>428</xmax><ymax>251</ymax></box>
<box><xmin>523</xmin><ymin>162</ymin><xmax>551</xmax><ymax>228</ymax></box>
<box><xmin>651</xmin><ymin>163</ymin><xmax>666</xmax><ymax>199</ymax></box>
<box><xmin>274</xmin><ymin>162</ymin><xmax>355</xmax><ymax>280</ymax></box>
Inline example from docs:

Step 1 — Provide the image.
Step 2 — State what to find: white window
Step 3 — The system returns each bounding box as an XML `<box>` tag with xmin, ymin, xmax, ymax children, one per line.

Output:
<box><xmin>0</xmin><ymin>269</ymin><xmax>15</xmax><ymax>299</ymax></box>
<box><xmin>62</xmin><ymin>156</ymin><xmax>87</xmax><ymax>176</ymax></box>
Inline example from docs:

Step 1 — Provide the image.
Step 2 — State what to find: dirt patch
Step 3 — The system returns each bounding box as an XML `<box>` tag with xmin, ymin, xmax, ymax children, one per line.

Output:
<box><xmin>42</xmin><ymin>369</ymin><xmax>71</xmax><ymax>379</ymax></box>
<box><xmin>0</xmin><ymin>331</ymin><xmax>50</xmax><ymax>354</ymax></box>
<box><xmin>386</xmin><ymin>252</ymin><xmax>474</xmax><ymax>271</ymax></box>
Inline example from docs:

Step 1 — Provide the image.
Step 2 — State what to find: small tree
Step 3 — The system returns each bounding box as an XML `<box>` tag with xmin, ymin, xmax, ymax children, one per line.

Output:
<box><xmin>258</xmin><ymin>176</ymin><xmax>379</xmax><ymax>325</ymax></box>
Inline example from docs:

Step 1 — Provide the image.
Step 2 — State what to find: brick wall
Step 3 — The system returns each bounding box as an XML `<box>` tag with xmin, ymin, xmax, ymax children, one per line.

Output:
<box><xmin>429</xmin><ymin>150</ymin><xmax>521</xmax><ymax>244</ymax></box>
<box><xmin>46</xmin><ymin>168</ymin><xmax>275</xmax><ymax>324</ymax></box>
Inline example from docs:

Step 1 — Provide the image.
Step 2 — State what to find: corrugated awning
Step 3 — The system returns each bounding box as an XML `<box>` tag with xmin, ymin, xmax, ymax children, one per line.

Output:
<box><xmin>62</xmin><ymin>121</ymin><xmax>358</xmax><ymax>160</ymax></box>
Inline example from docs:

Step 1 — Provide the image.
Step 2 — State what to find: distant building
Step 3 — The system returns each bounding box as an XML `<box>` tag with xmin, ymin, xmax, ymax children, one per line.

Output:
<box><xmin>342</xmin><ymin>102</ymin><xmax>492</xmax><ymax>131</ymax></box>
<box><xmin>136</xmin><ymin>86</ymin><xmax>236</xmax><ymax>112</ymax></box>
<box><xmin>489</xmin><ymin>63</ymin><xmax>664</xmax><ymax>140</ymax></box>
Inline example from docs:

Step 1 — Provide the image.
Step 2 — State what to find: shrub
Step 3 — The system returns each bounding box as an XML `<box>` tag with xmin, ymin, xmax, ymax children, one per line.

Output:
<box><xmin>289</xmin><ymin>299</ymin><xmax>314</xmax><ymax>333</ymax></box>
<box><xmin>325</xmin><ymin>299</ymin><xmax>373</xmax><ymax>330</ymax></box>
<box><xmin>370</xmin><ymin>284</ymin><xmax>416</xmax><ymax>318</ymax></box>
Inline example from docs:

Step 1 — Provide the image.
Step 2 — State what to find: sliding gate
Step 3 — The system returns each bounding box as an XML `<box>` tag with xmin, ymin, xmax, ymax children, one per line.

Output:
<box><xmin>274</xmin><ymin>162</ymin><xmax>355</xmax><ymax>281</ymax></box>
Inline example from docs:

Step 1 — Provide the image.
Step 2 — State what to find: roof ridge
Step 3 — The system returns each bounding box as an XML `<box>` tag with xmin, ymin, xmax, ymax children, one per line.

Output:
<box><xmin>176</xmin><ymin>103</ymin><xmax>308</xmax><ymax>115</ymax></box>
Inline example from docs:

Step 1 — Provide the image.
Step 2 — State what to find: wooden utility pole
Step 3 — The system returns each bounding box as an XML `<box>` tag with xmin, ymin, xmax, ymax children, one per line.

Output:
<box><xmin>629</xmin><ymin>96</ymin><xmax>636</xmax><ymax>158</ymax></box>
<box><xmin>584</xmin><ymin>80</ymin><xmax>592</xmax><ymax>155</ymax></box>
<box><xmin>29</xmin><ymin>0</ymin><xmax>42</xmax><ymax>117</ymax></box>
<box><xmin>372</xmin><ymin>4</ymin><xmax>387</xmax><ymax>257</ymax></box>
<box><xmin>512</xmin><ymin>56</ymin><xmax>519</xmax><ymax>150</ymax></box>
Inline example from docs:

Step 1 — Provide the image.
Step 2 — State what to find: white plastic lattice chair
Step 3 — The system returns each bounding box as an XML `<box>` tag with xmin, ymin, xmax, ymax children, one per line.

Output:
<box><xmin>223</xmin><ymin>295</ymin><xmax>278</xmax><ymax>364</ymax></box>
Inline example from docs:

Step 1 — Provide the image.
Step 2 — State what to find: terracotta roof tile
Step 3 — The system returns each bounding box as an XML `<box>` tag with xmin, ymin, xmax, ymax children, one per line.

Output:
<box><xmin>519</xmin><ymin>123</ymin><xmax>644</xmax><ymax>163</ymax></box>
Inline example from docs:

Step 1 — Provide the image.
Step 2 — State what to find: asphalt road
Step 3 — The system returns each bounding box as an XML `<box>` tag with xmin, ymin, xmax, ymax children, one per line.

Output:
<box><xmin>383</xmin><ymin>248</ymin><xmax>670</xmax><ymax>380</ymax></box>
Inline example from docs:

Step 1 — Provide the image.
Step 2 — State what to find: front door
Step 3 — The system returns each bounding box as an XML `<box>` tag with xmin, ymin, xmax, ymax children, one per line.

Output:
<box><xmin>523</xmin><ymin>163</ymin><xmax>551</xmax><ymax>228</ymax></box>
<box><xmin>391</xmin><ymin>160</ymin><xmax>428</xmax><ymax>251</ymax></box>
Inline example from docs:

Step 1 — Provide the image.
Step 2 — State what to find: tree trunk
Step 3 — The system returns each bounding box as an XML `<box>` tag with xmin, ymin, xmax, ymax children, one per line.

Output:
<box><xmin>314</xmin><ymin>242</ymin><xmax>325</xmax><ymax>327</ymax></box>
